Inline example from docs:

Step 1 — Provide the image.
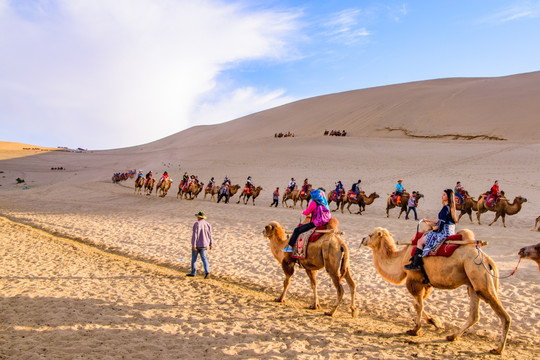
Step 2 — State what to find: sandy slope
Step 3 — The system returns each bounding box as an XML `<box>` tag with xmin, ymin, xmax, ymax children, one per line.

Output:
<box><xmin>1</xmin><ymin>72</ymin><xmax>540</xmax><ymax>358</ymax></box>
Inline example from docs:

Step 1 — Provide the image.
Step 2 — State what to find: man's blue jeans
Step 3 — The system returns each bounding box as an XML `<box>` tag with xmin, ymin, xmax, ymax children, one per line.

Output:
<box><xmin>406</xmin><ymin>206</ymin><xmax>417</xmax><ymax>220</ymax></box>
<box><xmin>190</xmin><ymin>247</ymin><xmax>210</xmax><ymax>275</ymax></box>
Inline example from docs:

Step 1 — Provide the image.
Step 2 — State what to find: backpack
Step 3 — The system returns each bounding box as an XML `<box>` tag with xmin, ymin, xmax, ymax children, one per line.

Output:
<box><xmin>313</xmin><ymin>204</ymin><xmax>331</xmax><ymax>226</ymax></box>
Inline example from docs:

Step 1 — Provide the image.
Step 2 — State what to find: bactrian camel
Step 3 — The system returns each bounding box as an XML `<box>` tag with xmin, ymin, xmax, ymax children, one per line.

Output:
<box><xmin>156</xmin><ymin>178</ymin><xmax>172</xmax><ymax>198</ymax></box>
<box><xmin>144</xmin><ymin>178</ymin><xmax>155</xmax><ymax>196</ymax></box>
<box><xmin>518</xmin><ymin>243</ymin><xmax>540</xmax><ymax>272</ymax></box>
<box><xmin>282</xmin><ymin>185</ymin><xmax>299</xmax><ymax>208</ymax></box>
<box><xmin>262</xmin><ymin>220</ymin><xmax>358</xmax><ymax>317</ymax></box>
<box><xmin>134</xmin><ymin>177</ymin><xmax>144</xmax><ymax>195</ymax></box>
<box><xmin>476</xmin><ymin>194</ymin><xmax>527</xmax><ymax>227</ymax></box>
<box><xmin>327</xmin><ymin>190</ymin><xmax>346</xmax><ymax>212</ymax></box>
<box><xmin>361</xmin><ymin>227</ymin><xmax>510</xmax><ymax>355</ymax></box>
<box><xmin>386</xmin><ymin>191</ymin><xmax>424</xmax><ymax>218</ymax></box>
<box><xmin>341</xmin><ymin>191</ymin><xmax>380</xmax><ymax>214</ymax></box>
<box><xmin>456</xmin><ymin>191</ymin><xmax>478</xmax><ymax>223</ymax></box>
<box><xmin>237</xmin><ymin>186</ymin><xmax>262</xmax><ymax>205</ymax></box>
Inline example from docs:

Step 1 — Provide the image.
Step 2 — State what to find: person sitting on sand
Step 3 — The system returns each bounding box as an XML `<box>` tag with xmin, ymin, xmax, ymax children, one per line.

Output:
<box><xmin>282</xmin><ymin>188</ymin><xmax>331</xmax><ymax>252</ymax></box>
<box><xmin>404</xmin><ymin>189</ymin><xmax>457</xmax><ymax>271</ymax></box>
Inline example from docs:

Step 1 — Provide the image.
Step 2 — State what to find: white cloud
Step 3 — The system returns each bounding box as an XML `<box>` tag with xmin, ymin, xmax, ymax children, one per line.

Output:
<box><xmin>0</xmin><ymin>0</ymin><xmax>301</xmax><ymax>149</ymax></box>
<box><xmin>321</xmin><ymin>9</ymin><xmax>370</xmax><ymax>45</ymax></box>
<box><xmin>191</xmin><ymin>87</ymin><xmax>295</xmax><ymax>126</ymax></box>
<box><xmin>478</xmin><ymin>1</ymin><xmax>540</xmax><ymax>23</ymax></box>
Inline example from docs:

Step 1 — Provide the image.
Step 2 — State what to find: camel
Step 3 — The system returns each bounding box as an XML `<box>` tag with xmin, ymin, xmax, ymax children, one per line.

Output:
<box><xmin>237</xmin><ymin>186</ymin><xmax>262</xmax><ymax>205</ymax></box>
<box><xmin>217</xmin><ymin>184</ymin><xmax>241</xmax><ymax>203</ymax></box>
<box><xmin>456</xmin><ymin>191</ymin><xmax>478</xmax><ymax>223</ymax></box>
<box><xmin>361</xmin><ymin>227</ymin><xmax>510</xmax><ymax>355</ymax></box>
<box><xmin>144</xmin><ymin>178</ymin><xmax>155</xmax><ymax>196</ymax></box>
<box><xmin>134</xmin><ymin>177</ymin><xmax>144</xmax><ymax>195</ymax></box>
<box><xmin>178</xmin><ymin>181</ymin><xmax>204</xmax><ymax>200</ymax></box>
<box><xmin>282</xmin><ymin>185</ymin><xmax>299</xmax><ymax>208</ymax></box>
<box><xmin>532</xmin><ymin>215</ymin><xmax>540</xmax><ymax>231</ymax></box>
<box><xmin>386</xmin><ymin>192</ymin><xmax>424</xmax><ymax>218</ymax></box>
<box><xmin>294</xmin><ymin>184</ymin><xmax>313</xmax><ymax>209</ymax></box>
<box><xmin>203</xmin><ymin>184</ymin><xmax>218</xmax><ymax>200</ymax></box>
<box><xmin>518</xmin><ymin>243</ymin><xmax>540</xmax><ymax>271</ymax></box>
<box><xmin>262</xmin><ymin>220</ymin><xmax>358</xmax><ymax>317</ymax></box>
<box><xmin>341</xmin><ymin>191</ymin><xmax>380</xmax><ymax>214</ymax></box>
<box><xmin>327</xmin><ymin>190</ymin><xmax>346</xmax><ymax>212</ymax></box>
<box><xmin>156</xmin><ymin>178</ymin><xmax>172</xmax><ymax>197</ymax></box>
<box><xmin>476</xmin><ymin>194</ymin><xmax>527</xmax><ymax>227</ymax></box>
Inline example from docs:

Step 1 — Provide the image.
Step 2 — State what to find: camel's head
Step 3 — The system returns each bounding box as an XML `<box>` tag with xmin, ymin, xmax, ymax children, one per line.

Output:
<box><xmin>416</xmin><ymin>192</ymin><xmax>424</xmax><ymax>199</ymax></box>
<box><xmin>262</xmin><ymin>221</ymin><xmax>285</xmax><ymax>240</ymax></box>
<box><xmin>518</xmin><ymin>243</ymin><xmax>540</xmax><ymax>260</ymax></box>
<box><xmin>361</xmin><ymin>227</ymin><xmax>394</xmax><ymax>250</ymax></box>
<box><xmin>370</xmin><ymin>192</ymin><xmax>380</xmax><ymax>199</ymax></box>
<box><xmin>516</xmin><ymin>195</ymin><xmax>527</xmax><ymax>204</ymax></box>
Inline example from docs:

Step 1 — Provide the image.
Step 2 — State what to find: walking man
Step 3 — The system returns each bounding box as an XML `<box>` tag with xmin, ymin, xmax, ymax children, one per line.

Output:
<box><xmin>270</xmin><ymin>187</ymin><xmax>279</xmax><ymax>207</ymax></box>
<box><xmin>405</xmin><ymin>191</ymin><xmax>418</xmax><ymax>221</ymax></box>
<box><xmin>187</xmin><ymin>211</ymin><xmax>213</xmax><ymax>279</ymax></box>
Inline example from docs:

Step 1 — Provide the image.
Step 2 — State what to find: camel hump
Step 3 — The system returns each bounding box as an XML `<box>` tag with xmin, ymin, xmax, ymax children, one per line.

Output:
<box><xmin>326</xmin><ymin>217</ymin><xmax>339</xmax><ymax>231</ymax></box>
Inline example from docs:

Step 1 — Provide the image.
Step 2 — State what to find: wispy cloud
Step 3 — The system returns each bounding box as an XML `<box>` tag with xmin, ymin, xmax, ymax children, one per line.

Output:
<box><xmin>0</xmin><ymin>0</ymin><xmax>301</xmax><ymax>149</ymax></box>
<box><xmin>478</xmin><ymin>1</ymin><xmax>540</xmax><ymax>23</ymax></box>
<box><xmin>321</xmin><ymin>9</ymin><xmax>370</xmax><ymax>45</ymax></box>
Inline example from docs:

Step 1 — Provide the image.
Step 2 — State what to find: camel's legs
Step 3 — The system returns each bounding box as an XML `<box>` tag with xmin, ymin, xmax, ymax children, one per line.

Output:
<box><xmin>474</xmin><ymin>282</ymin><xmax>511</xmax><ymax>355</ymax></box>
<box><xmin>398</xmin><ymin>207</ymin><xmax>405</xmax><ymax>219</ymax></box>
<box><xmin>489</xmin><ymin>212</ymin><xmax>503</xmax><ymax>227</ymax></box>
<box><xmin>325</xmin><ymin>272</ymin><xmax>344</xmax><ymax>317</ymax></box>
<box><xmin>276</xmin><ymin>260</ymin><xmax>295</xmax><ymax>302</ymax></box>
<box><xmin>305</xmin><ymin>270</ymin><xmax>321</xmax><ymax>310</ymax></box>
<box><xmin>418</xmin><ymin>287</ymin><xmax>442</xmax><ymax>329</ymax></box>
<box><xmin>406</xmin><ymin>280</ymin><xmax>428</xmax><ymax>335</ymax></box>
<box><xmin>447</xmin><ymin>286</ymin><xmax>479</xmax><ymax>342</ymax></box>
<box><xmin>344</xmin><ymin>270</ymin><xmax>358</xmax><ymax>317</ymax></box>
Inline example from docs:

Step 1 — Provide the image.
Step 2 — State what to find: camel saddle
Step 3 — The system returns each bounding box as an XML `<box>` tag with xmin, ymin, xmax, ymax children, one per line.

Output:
<box><xmin>347</xmin><ymin>190</ymin><xmax>357</xmax><ymax>201</ymax></box>
<box><xmin>291</xmin><ymin>225</ymin><xmax>328</xmax><ymax>260</ymax></box>
<box><xmin>411</xmin><ymin>232</ymin><xmax>463</xmax><ymax>257</ymax></box>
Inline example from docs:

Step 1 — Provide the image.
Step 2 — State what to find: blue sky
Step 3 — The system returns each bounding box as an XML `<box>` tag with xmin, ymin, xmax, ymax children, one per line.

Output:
<box><xmin>1</xmin><ymin>0</ymin><xmax>540</xmax><ymax>150</ymax></box>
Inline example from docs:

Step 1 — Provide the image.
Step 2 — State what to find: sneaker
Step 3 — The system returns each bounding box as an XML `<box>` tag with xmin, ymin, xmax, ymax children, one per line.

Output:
<box><xmin>186</xmin><ymin>274</ymin><xmax>195</xmax><ymax>277</ymax></box>
<box><xmin>204</xmin><ymin>273</ymin><xmax>210</xmax><ymax>279</ymax></box>
<box><xmin>282</xmin><ymin>245</ymin><xmax>293</xmax><ymax>253</ymax></box>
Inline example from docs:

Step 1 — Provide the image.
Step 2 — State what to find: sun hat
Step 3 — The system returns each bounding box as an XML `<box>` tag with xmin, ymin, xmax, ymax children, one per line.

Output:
<box><xmin>195</xmin><ymin>211</ymin><xmax>207</xmax><ymax>219</ymax></box>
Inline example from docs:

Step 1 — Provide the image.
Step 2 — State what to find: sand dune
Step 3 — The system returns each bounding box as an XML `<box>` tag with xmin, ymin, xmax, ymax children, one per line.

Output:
<box><xmin>1</xmin><ymin>72</ymin><xmax>540</xmax><ymax>358</ymax></box>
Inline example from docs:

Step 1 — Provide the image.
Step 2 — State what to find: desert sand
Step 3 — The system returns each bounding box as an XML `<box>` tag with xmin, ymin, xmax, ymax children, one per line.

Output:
<box><xmin>1</xmin><ymin>73</ymin><xmax>540</xmax><ymax>359</ymax></box>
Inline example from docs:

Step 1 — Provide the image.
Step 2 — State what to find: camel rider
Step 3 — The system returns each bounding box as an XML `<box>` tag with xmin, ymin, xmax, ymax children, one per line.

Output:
<box><xmin>301</xmin><ymin>178</ymin><xmax>309</xmax><ymax>196</ymax></box>
<box><xmin>351</xmin><ymin>179</ymin><xmax>362</xmax><ymax>200</ymax></box>
<box><xmin>207</xmin><ymin>177</ymin><xmax>215</xmax><ymax>190</ymax></box>
<box><xmin>245</xmin><ymin>176</ymin><xmax>254</xmax><ymax>194</ymax></box>
<box><xmin>157</xmin><ymin>171</ymin><xmax>169</xmax><ymax>187</ymax></box>
<box><xmin>287</xmin><ymin>178</ymin><xmax>296</xmax><ymax>194</ymax></box>
<box><xmin>405</xmin><ymin>189</ymin><xmax>457</xmax><ymax>271</ymax></box>
<box><xmin>136</xmin><ymin>171</ymin><xmax>144</xmax><ymax>182</ymax></box>
<box><xmin>486</xmin><ymin>180</ymin><xmax>500</xmax><ymax>206</ymax></box>
<box><xmin>282</xmin><ymin>188</ymin><xmax>331</xmax><ymax>252</ymax></box>
<box><xmin>181</xmin><ymin>172</ymin><xmax>189</xmax><ymax>188</ymax></box>
<box><xmin>454</xmin><ymin>181</ymin><xmax>464</xmax><ymax>204</ymax></box>
<box><xmin>145</xmin><ymin>171</ymin><xmax>153</xmax><ymax>185</ymax></box>
<box><xmin>395</xmin><ymin>179</ymin><xmax>405</xmax><ymax>205</ymax></box>
<box><xmin>335</xmin><ymin>181</ymin><xmax>344</xmax><ymax>195</ymax></box>
<box><xmin>223</xmin><ymin>175</ymin><xmax>231</xmax><ymax>185</ymax></box>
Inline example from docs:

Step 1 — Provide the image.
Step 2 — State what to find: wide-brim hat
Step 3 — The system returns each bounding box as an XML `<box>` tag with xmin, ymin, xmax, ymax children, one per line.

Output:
<box><xmin>195</xmin><ymin>211</ymin><xmax>207</xmax><ymax>219</ymax></box>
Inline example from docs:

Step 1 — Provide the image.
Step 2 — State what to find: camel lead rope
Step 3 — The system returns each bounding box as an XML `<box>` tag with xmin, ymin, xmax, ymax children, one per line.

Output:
<box><xmin>474</xmin><ymin>244</ymin><xmax>521</xmax><ymax>279</ymax></box>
